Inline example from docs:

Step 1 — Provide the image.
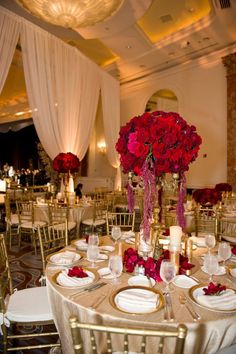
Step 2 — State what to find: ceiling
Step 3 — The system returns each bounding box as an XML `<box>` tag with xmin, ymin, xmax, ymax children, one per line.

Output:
<box><xmin>0</xmin><ymin>0</ymin><xmax>236</xmax><ymax>125</ymax></box>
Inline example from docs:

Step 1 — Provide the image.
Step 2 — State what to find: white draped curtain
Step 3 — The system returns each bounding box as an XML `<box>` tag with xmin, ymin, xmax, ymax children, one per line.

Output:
<box><xmin>101</xmin><ymin>72</ymin><xmax>121</xmax><ymax>190</ymax></box>
<box><xmin>20</xmin><ymin>23</ymin><xmax>101</xmax><ymax>160</ymax></box>
<box><xmin>0</xmin><ymin>6</ymin><xmax>121</xmax><ymax>189</ymax></box>
<box><xmin>0</xmin><ymin>11</ymin><xmax>21</xmax><ymax>93</ymax></box>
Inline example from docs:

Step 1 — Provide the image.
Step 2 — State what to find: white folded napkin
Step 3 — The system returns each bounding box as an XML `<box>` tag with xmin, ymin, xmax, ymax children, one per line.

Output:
<box><xmin>125</xmin><ymin>238</ymin><xmax>135</xmax><ymax>245</ymax></box>
<box><xmin>116</xmin><ymin>289</ymin><xmax>158</xmax><ymax>312</ymax></box>
<box><xmin>57</xmin><ymin>269</ymin><xmax>94</xmax><ymax>287</ymax></box>
<box><xmin>190</xmin><ymin>236</ymin><xmax>206</xmax><ymax>247</ymax></box>
<box><xmin>197</xmin><ymin>289</ymin><xmax>236</xmax><ymax>310</ymax></box>
<box><xmin>49</xmin><ymin>251</ymin><xmax>80</xmax><ymax>265</ymax></box>
<box><xmin>121</xmin><ymin>231</ymin><xmax>135</xmax><ymax>239</ymax></box>
<box><xmin>74</xmin><ymin>239</ymin><xmax>88</xmax><ymax>250</ymax></box>
<box><xmin>97</xmin><ymin>267</ymin><xmax>114</xmax><ymax>279</ymax></box>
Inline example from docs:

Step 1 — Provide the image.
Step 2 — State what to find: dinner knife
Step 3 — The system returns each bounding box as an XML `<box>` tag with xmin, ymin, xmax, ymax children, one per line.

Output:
<box><xmin>69</xmin><ymin>282</ymin><xmax>107</xmax><ymax>299</ymax></box>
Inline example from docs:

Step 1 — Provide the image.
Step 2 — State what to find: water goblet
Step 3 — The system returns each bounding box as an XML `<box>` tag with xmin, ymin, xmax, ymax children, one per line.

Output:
<box><xmin>111</xmin><ymin>226</ymin><xmax>122</xmax><ymax>244</ymax></box>
<box><xmin>203</xmin><ymin>254</ymin><xmax>219</xmax><ymax>282</ymax></box>
<box><xmin>87</xmin><ymin>244</ymin><xmax>99</xmax><ymax>268</ymax></box>
<box><xmin>160</xmin><ymin>260</ymin><xmax>176</xmax><ymax>293</ymax></box>
<box><xmin>205</xmin><ymin>234</ymin><xmax>216</xmax><ymax>254</ymax></box>
<box><xmin>88</xmin><ymin>234</ymin><xmax>99</xmax><ymax>246</ymax></box>
<box><xmin>218</xmin><ymin>242</ymin><xmax>231</xmax><ymax>269</ymax></box>
<box><xmin>108</xmin><ymin>255</ymin><xmax>123</xmax><ymax>284</ymax></box>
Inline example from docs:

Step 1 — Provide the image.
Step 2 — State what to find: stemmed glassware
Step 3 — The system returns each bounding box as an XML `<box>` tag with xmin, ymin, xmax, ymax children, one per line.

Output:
<box><xmin>205</xmin><ymin>234</ymin><xmax>216</xmax><ymax>254</ymax></box>
<box><xmin>203</xmin><ymin>254</ymin><xmax>219</xmax><ymax>282</ymax></box>
<box><xmin>160</xmin><ymin>260</ymin><xmax>176</xmax><ymax>293</ymax></box>
<box><xmin>87</xmin><ymin>234</ymin><xmax>99</xmax><ymax>268</ymax></box>
<box><xmin>108</xmin><ymin>255</ymin><xmax>123</xmax><ymax>284</ymax></box>
<box><xmin>111</xmin><ymin>226</ymin><xmax>122</xmax><ymax>244</ymax></box>
<box><xmin>218</xmin><ymin>242</ymin><xmax>231</xmax><ymax>269</ymax></box>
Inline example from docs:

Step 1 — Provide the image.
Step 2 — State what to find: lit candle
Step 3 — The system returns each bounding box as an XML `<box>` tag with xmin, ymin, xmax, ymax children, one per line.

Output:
<box><xmin>169</xmin><ymin>226</ymin><xmax>182</xmax><ymax>247</ymax></box>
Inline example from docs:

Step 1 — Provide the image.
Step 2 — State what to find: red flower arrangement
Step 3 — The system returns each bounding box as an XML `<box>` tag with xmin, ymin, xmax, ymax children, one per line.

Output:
<box><xmin>116</xmin><ymin>111</ymin><xmax>202</xmax><ymax>176</ymax></box>
<box><xmin>193</xmin><ymin>188</ymin><xmax>222</xmax><ymax>206</ymax></box>
<box><xmin>123</xmin><ymin>247</ymin><xmax>194</xmax><ymax>282</ymax></box>
<box><xmin>116</xmin><ymin>111</ymin><xmax>202</xmax><ymax>238</ymax></box>
<box><xmin>68</xmin><ymin>266</ymin><xmax>88</xmax><ymax>278</ymax></box>
<box><xmin>53</xmin><ymin>152</ymin><xmax>80</xmax><ymax>173</ymax></box>
<box><xmin>215</xmin><ymin>183</ymin><xmax>232</xmax><ymax>192</ymax></box>
<box><xmin>203</xmin><ymin>282</ymin><xmax>226</xmax><ymax>296</ymax></box>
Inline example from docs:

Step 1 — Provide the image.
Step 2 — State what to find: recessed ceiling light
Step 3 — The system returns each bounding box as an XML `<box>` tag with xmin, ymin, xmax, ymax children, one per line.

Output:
<box><xmin>126</xmin><ymin>45</ymin><xmax>132</xmax><ymax>49</ymax></box>
<box><xmin>188</xmin><ymin>7</ymin><xmax>195</xmax><ymax>13</ymax></box>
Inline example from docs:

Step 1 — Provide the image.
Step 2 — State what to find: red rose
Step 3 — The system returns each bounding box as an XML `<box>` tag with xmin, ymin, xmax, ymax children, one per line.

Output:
<box><xmin>68</xmin><ymin>266</ymin><xmax>88</xmax><ymax>278</ymax></box>
<box><xmin>53</xmin><ymin>152</ymin><xmax>80</xmax><ymax>173</ymax></box>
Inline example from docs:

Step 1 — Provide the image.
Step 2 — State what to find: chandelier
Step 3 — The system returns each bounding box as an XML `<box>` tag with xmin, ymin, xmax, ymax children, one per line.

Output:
<box><xmin>15</xmin><ymin>0</ymin><xmax>123</xmax><ymax>29</ymax></box>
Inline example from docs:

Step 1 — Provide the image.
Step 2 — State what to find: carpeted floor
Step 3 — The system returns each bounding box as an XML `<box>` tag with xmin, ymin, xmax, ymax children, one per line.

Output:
<box><xmin>0</xmin><ymin>226</ymin><xmax>60</xmax><ymax>354</ymax></box>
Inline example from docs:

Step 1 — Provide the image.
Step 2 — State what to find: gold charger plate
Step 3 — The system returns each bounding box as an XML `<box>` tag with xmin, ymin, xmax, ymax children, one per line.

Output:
<box><xmin>110</xmin><ymin>285</ymin><xmax>164</xmax><ymax>315</ymax></box>
<box><xmin>46</xmin><ymin>250</ymin><xmax>83</xmax><ymax>266</ymax></box>
<box><xmin>188</xmin><ymin>284</ymin><xmax>236</xmax><ymax>313</ymax></box>
<box><xmin>52</xmin><ymin>268</ymin><xmax>99</xmax><ymax>289</ymax></box>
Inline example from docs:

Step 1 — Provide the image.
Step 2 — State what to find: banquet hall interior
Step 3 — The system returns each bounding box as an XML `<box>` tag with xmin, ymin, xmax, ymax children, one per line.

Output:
<box><xmin>0</xmin><ymin>0</ymin><xmax>236</xmax><ymax>353</ymax></box>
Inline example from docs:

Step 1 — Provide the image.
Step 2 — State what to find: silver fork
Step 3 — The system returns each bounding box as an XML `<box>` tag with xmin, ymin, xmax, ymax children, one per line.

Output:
<box><xmin>179</xmin><ymin>293</ymin><xmax>201</xmax><ymax>321</ymax></box>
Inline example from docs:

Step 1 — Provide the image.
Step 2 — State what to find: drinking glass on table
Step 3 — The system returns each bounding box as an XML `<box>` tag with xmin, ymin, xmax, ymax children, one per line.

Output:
<box><xmin>88</xmin><ymin>234</ymin><xmax>99</xmax><ymax>246</ymax></box>
<box><xmin>87</xmin><ymin>244</ymin><xmax>99</xmax><ymax>268</ymax></box>
<box><xmin>160</xmin><ymin>260</ymin><xmax>176</xmax><ymax>293</ymax></box>
<box><xmin>108</xmin><ymin>255</ymin><xmax>123</xmax><ymax>284</ymax></box>
<box><xmin>218</xmin><ymin>242</ymin><xmax>231</xmax><ymax>269</ymax></box>
<box><xmin>111</xmin><ymin>226</ymin><xmax>122</xmax><ymax>244</ymax></box>
<box><xmin>203</xmin><ymin>254</ymin><xmax>219</xmax><ymax>282</ymax></box>
<box><xmin>205</xmin><ymin>234</ymin><xmax>216</xmax><ymax>254</ymax></box>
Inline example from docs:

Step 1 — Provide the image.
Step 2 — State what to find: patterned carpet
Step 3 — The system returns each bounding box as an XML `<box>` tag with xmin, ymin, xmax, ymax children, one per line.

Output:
<box><xmin>0</xmin><ymin>230</ymin><xmax>60</xmax><ymax>354</ymax></box>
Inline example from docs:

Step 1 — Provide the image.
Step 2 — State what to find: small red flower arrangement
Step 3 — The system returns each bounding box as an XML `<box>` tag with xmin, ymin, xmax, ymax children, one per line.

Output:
<box><xmin>231</xmin><ymin>246</ymin><xmax>236</xmax><ymax>255</ymax></box>
<box><xmin>123</xmin><ymin>247</ymin><xmax>194</xmax><ymax>282</ymax></box>
<box><xmin>203</xmin><ymin>282</ymin><xmax>226</xmax><ymax>296</ymax></box>
<box><xmin>68</xmin><ymin>266</ymin><xmax>88</xmax><ymax>278</ymax></box>
<box><xmin>53</xmin><ymin>152</ymin><xmax>80</xmax><ymax>173</ymax></box>
<box><xmin>193</xmin><ymin>188</ymin><xmax>222</xmax><ymax>206</ymax></box>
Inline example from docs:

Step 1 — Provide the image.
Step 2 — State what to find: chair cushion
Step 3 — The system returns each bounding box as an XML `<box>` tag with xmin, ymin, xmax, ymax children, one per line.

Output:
<box><xmin>5</xmin><ymin>214</ymin><xmax>19</xmax><ymax>225</ymax></box>
<box><xmin>68</xmin><ymin>221</ymin><xmax>76</xmax><ymax>231</ymax></box>
<box><xmin>20</xmin><ymin>221</ymin><xmax>34</xmax><ymax>229</ymax></box>
<box><xmin>6</xmin><ymin>286</ymin><xmax>53</xmax><ymax>323</ymax></box>
<box><xmin>82</xmin><ymin>218</ymin><xmax>105</xmax><ymax>226</ymax></box>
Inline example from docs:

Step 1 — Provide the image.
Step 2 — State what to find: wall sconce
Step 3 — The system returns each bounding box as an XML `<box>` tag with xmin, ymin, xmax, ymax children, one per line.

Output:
<box><xmin>97</xmin><ymin>141</ymin><xmax>107</xmax><ymax>155</ymax></box>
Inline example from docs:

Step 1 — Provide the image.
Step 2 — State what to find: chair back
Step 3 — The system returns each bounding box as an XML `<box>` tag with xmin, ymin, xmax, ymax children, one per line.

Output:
<box><xmin>37</xmin><ymin>221</ymin><xmax>69</xmax><ymax>274</ymax></box>
<box><xmin>0</xmin><ymin>234</ymin><xmax>13</xmax><ymax>314</ymax></box>
<box><xmin>194</xmin><ymin>204</ymin><xmax>218</xmax><ymax>236</ymax></box>
<box><xmin>4</xmin><ymin>195</ymin><xmax>12</xmax><ymax>222</ymax></box>
<box><xmin>16</xmin><ymin>200</ymin><xmax>34</xmax><ymax>225</ymax></box>
<box><xmin>219</xmin><ymin>215</ymin><xmax>236</xmax><ymax>242</ymax></box>
<box><xmin>106</xmin><ymin>211</ymin><xmax>135</xmax><ymax>235</ymax></box>
<box><xmin>49</xmin><ymin>204</ymin><xmax>69</xmax><ymax>225</ymax></box>
<box><xmin>69</xmin><ymin>316</ymin><xmax>187</xmax><ymax>354</ymax></box>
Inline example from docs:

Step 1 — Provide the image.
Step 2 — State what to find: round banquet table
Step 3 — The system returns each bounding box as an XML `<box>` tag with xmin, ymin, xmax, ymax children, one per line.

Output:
<box><xmin>46</xmin><ymin>237</ymin><xmax>236</xmax><ymax>354</ymax></box>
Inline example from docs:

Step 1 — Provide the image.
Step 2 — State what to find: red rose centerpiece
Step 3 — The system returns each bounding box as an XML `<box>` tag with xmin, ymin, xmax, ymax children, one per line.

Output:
<box><xmin>53</xmin><ymin>152</ymin><xmax>80</xmax><ymax>194</ymax></box>
<box><xmin>116</xmin><ymin>111</ymin><xmax>202</xmax><ymax>239</ymax></box>
<box><xmin>193</xmin><ymin>188</ymin><xmax>221</xmax><ymax>206</ymax></box>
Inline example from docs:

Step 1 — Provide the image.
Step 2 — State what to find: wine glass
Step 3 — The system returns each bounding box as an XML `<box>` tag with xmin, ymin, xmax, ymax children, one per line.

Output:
<box><xmin>203</xmin><ymin>254</ymin><xmax>219</xmax><ymax>282</ymax></box>
<box><xmin>111</xmin><ymin>226</ymin><xmax>122</xmax><ymax>244</ymax></box>
<box><xmin>218</xmin><ymin>242</ymin><xmax>231</xmax><ymax>269</ymax></box>
<box><xmin>88</xmin><ymin>234</ymin><xmax>99</xmax><ymax>246</ymax></box>
<box><xmin>205</xmin><ymin>234</ymin><xmax>216</xmax><ymax>254</ymax></box>
<box><xmin>108</xmin><ymin>255</ymin><xmax>123</xmax><ymax>284</ymax></box>
<box><xmin>160</xmin><ymin>260</ymin><xmax>176</xmax><ymax>293</ymax></box>
<box><xmin>87</xmin><ymin>244</ymin><xmax>99</xmax><ymax>268</ymax></box>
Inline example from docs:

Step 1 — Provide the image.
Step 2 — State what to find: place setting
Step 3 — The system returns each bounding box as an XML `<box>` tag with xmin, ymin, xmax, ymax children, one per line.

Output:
<box><xmin>46</xmin><ymin>250</ymin><xmax>82</xmax><ymax>267</ymax></box>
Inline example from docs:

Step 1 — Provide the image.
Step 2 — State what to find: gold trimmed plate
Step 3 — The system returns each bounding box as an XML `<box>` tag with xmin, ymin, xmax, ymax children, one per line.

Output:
<box><xmin>188</xmin><ymin>284</ymin><xmax>236</xmax><ymax>313</ymax></box>
<box><xmin>52</xmin><ymin>268</ymin><xmax>99</xmax><ymax>289</ymax></box>
<box><xmin>110</xmin><ymin>285</ymin><xmax>164</xmax><ymax>315</ymax></box>
<box><xmin>46</xmin><ymin>250</ymin><xmax>82</xmax><ymax>266</ymax></box>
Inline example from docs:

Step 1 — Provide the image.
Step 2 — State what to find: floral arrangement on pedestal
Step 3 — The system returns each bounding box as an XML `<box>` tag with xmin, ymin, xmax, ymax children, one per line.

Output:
<box><xmin>53</xmin><ymin>152</ymin><xmax>80</xmax><ymax>193</ymax></box>
<box><xmin>192</xmin><ymin>188</ymin><xmax>221</xmax><ymax>206</ymax></box>
<box><xmin>123</xmin><ymin>247</ymin><xmax>194</xmax><ymax>281</ymax></box>
<box><xmin>215</xmin><ymin>183</ymin><xmax>232</xmax><ymax>193</ymax></box>
<box><xmin>116</xmin><ymin>111</ymin><xmax>202</xmax><ymax>239</ymax></box>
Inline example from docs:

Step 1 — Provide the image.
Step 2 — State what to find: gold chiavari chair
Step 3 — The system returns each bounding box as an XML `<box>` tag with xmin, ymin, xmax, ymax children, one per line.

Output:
<box><xmin>81</xmin><ymin>199</ymin><xmax>107</xmax><ymax>234</ymax></box>
<box><xmin>69</xmin><ymin>316</ymin><xmax>187</xmax><ymax>354</ymax></box>
<box><xmin>16</xmin><ymin>200</ymin><xmax>47</xmax><ymax>253</ymax></box>
<box><xmin>194</xmin><ymin>204</ymin><xmax>220</xmax><ymax>238</ymax></box>
<box><xmin>49</xmin><ymin>204</ymin><xmax>76</xmax><ymax>239</ymax></box>
<box><xmin>37</xmin><ymin>221</ymin><xmax>69</xmax><ymax>276</ymax></box>
<box><xmin>219</xmin><ymin>216</ymin><xmax>236</xmax><ymax>243</ymax></box>
<box><xmin>0</xmin><ymin>234</ymin><xmax>60</xmax><ymax>353</ymax></box>
<box><xmin>106</xmin><ymin>211</ymin><xmax>135</xmax><ymax>235</ymax></box>
<box><xmin>4</xmin><ymin>195</ymin><xmax>20</xmax><ymax>249</ymax></box>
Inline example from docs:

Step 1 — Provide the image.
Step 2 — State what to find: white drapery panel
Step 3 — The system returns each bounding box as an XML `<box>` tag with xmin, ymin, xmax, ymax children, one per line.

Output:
<box><xmin>101</xmin><ymin>72</ymin><xmax>121</xmax><ymax>190</ymax></box>
<box><xmin>0</xmin><ymin>11</ymin><xmax>21</xmax><ymax>93</ymax></box>
<box><xmin>20</xmin><ymin>22</ymin><xmax>100</xmax><ymax>160</ymax></box>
